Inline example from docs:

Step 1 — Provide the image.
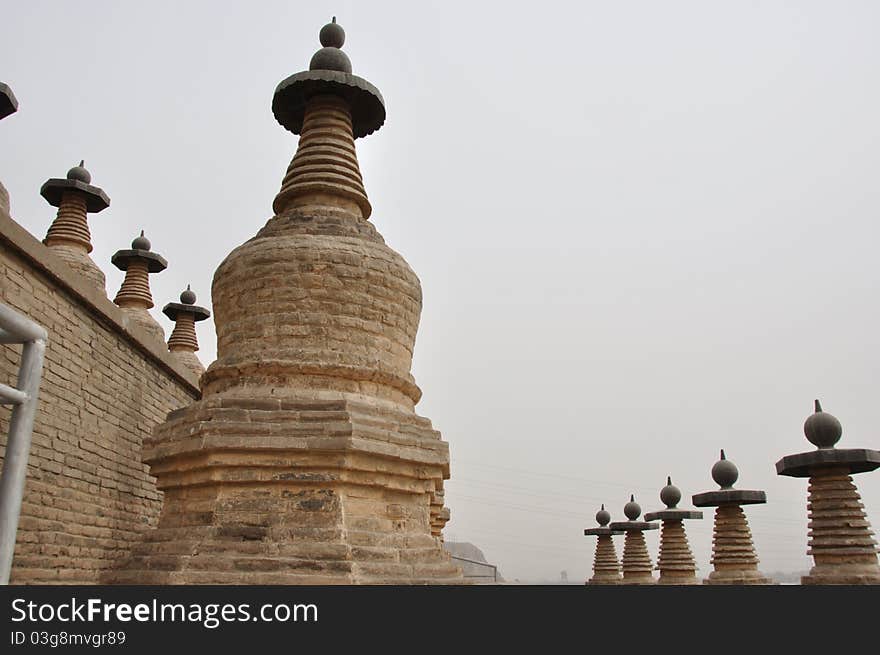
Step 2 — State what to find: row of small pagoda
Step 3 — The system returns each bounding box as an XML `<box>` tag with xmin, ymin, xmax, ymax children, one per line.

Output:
<box><xmin>38</xmin><ymin>158</ymin><xmax>209</xmax><ymax>378</ymax></box>
<box><xmin>584</xmin><ymin>401</ymin><xmax>880</xmax><ymax>585</ymax></box>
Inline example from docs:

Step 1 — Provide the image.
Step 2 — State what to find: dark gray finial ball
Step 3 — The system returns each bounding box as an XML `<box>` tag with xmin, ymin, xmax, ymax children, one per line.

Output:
<box><xmin>711</xmin><ymin>450</ymin><xmax>738</xmax><ymax>489</ymax></box>
<box><xmin>180</xmin><ymin>285</ymin><xmax>196</xmax><ymax>304</ymax></box>
<box><xmin>804</xmin><ymin>401</ymin><xmax>842</xmax><ymax>449</ymax></box>
<box><xmin>595</xmin><ymin>505</ymin><xmax>611</xmax><ymax>526</ymax></box>
<box><xmin>67</xmin><ymin>161</ymin><xmax>91</xmax><ymax>184</ymax></box>
<box><xmin>624</xmin><ymin>496</ymin><xmax>641</xmax><ymax>521</ymax></box>
<box><xmin>131</xmin><ymin>231</ymin><xmax>151</xmax><ymax>251</ymax></box>
<box><xmin>660</xmin><ymin>477</ymin><xmax>681</xmax><ymax>509</ymax></box>
<box><xmin>319</xmin><ymin>18</ymin><xmax>345</xmax><ymax>48</ymax></box>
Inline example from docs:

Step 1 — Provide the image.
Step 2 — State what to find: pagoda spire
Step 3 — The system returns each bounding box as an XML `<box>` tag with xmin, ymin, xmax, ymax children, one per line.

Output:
<box><xmin>271</xmin><ymin>17</ymin><xmax>385</xmax><ymax>219</ymax></box>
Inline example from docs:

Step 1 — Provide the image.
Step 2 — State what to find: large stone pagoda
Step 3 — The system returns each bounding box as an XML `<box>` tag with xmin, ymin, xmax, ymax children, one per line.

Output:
<box><xmin>109</xmin><ymin>19</ymin><xmax>462</xmax><ymax>584</ymax></box>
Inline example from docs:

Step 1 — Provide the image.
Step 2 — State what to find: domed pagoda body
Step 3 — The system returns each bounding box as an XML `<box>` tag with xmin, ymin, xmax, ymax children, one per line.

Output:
<box><xmin>109</xmin><ymin>21</ymin><xmax>462</xmax><ymax>584</ymax></box>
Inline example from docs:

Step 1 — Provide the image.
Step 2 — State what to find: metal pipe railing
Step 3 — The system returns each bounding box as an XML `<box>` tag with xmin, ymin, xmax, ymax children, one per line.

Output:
<box><xmin>449</xmin><ymin>554</ymin><xmax>499</xmax><ymax>583</ymax></box>
<box><xmin>0</xmin><ymin>383</ymin><xmax>28</xmax><ymax>405</ymax></box>
<box><xmin>0</xmin><ymin>303</ymin><xmax>47</xmax><ymax>585</ymax></box>
<box><xmin>0</xmin><ymin>304</ymin><xmax>47</xmax><ymax>343</ymax></box>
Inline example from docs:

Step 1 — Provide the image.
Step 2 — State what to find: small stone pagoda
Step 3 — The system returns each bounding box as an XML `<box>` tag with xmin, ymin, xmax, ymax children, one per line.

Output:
<box><xmin>644</xmin><ymin>477</ymin><xmax>702</xmax><ymax>585</ymax></box>
<box><xmin>163</xmin><ymin>285</ymin><xmax>210</xmax><ymax>377</ymax></box>
<box><xmin>111</xmin><ymin>231</ymin><xmax>167</xmax><ymax>342</ymax></box>
<box><xmin>776</xmin><ymin>400</ymin><xmax>880</xmax><ymax>584</ymax></box>
<box><xmin>583</xmin><ymin>504</ymin><xmax>622</xmax><ymax>584</ymax></box>
<box><xmin>41</xmin><ymin>161</ymin><xmax>110</xmax><ymax>292</ymax></box>
<box><xmin>109</xmin><ymin>19</ymin><xmax>461</xmax><ymax>584</ymax></box>
<box><xmin>693</xmin><ymin>450</ymin><xmax>771</xmax><ymax>584</ymax></box>
<box><xmin>609</xmin><ymin>495</ymin><xmax>658</xmax><ymax>584</ymax></box>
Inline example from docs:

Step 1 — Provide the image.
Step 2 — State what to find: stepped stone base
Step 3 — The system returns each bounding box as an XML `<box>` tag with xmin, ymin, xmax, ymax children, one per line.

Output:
<box><xmin>704</xmin><ymin>569</ymin><xmax>772</xmax><ymax>585</ymax></box>
<box><xmin>704</xmin><ymin>505</ymin><xmax>771</xmax><ymax>585</ymax></box>
<box><xmin>105</xmin><ymin>396</ymin><xmax>463</xmax><ymax>584</ymax></box>
<box><xmin>587</xmin><ymin>535</ymin><xmax>621</xmax><ymax>585</ymax></box>
<box><xmin>656</xmin><ymin>520</ymin><xmax>699</xmax><ymax>585</ymax></box>
<box><xmin>620</xmin><ymin>531</ymin><xmax>654</xmax><ymax>585</ymax></box>
<box><xmin>802</xmin><ymin>566</ymin><xmax>880</xmax><ymax>585</ymax></box>
<box><xmin>801</xmin><ymin>467</ymin><xmax>880</xmax><ymax>585</ymax></box>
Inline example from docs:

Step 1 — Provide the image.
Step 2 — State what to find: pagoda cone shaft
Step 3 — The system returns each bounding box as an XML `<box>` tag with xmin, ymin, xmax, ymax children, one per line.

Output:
<box><xmin>710</xmin><ymin>505</ymin><xmax>759</xmax><ymax>568</ymax></box>
<box><xmin>802</xmin><ymin>466</ymin><xmax>880</xmax><ymax>584</ymax></box>
<box><xmin>114</xmin><ymin>260</ymin><xmax>153</xmax><ymax>309</ymax></box>
<box><xmin>43</xmin><ymin>192</ymin><xmax>106</xmax><ymax>291</ymax></box>
<box><xmin>704</xmin><ymin>504</ymin><xmax>770</xmax><ymax>584</ymax></box>
<box><xmin>168</xmin><ymin>313</ymin><xmax>199</xmax><ymax>352</ymax></box>
<box><xmin>45</xmin><ymin>192</ymin><xmax>92</xmax><ymax>253</ymax></box>
<box><xmin>656</xmin><ymin>520</ymin><xmax>698</xmax><ymax>584</ymax></box>
<box><xmin>620</xmin><ymin>531</ymin><xmax>654</xmax><ymax>583</ymax></box>
<box><xmin>589</xmin><ymin>535</ymin><xmax>621</xmax><ymax>584</ymax></box>
<box><xmin>273</xmin><ymin>94</ymin><xmax>371</xmax><ymax>218</ymax></box>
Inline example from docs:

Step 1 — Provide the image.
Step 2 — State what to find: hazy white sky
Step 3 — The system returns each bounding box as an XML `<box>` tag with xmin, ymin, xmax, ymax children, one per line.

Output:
<box><xmin>3</xmin><ymin>1</ymin><xmax>879</xmax><ymax>581</ymax></box>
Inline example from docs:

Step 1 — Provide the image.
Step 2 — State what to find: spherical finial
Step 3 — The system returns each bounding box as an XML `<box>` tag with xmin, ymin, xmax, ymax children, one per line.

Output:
<box><xmin>595</xmin><ymin>504</ymin><xmax>611</xmax><ymax>527</ymax></box>
<box><xmin>623</xmin><ymin>494</ymin><xmax>641</xmax><ymax>521</ymax></box>
<box><xmin>660</xmin><ymin>475</ymin><xmax>681</xmax><ymax>509</ymax></box>
<box><xmin>131</xmin><ymin>230</ymin><xmax>151</xmax><ymax>251</ymax></box>
<box><xmin>310</xmin><ymin>47</ymin><xmax>352</xmax><ymax>73</ymax></box>
<box><xmin>711</xmin><ymin>449</ymin><xmax>739</xmax><ymax>489</ymax></box>
<box><xmin>67</xmin><ymin>160</ymin><xmax>91</xmax><ymax>183</ymax></box>
<box><xmin>180</xmin><ymin>284</ymin><xmax>197</xmax><ymax>304</ymax></box>
<box><xmin>319</xmin><ymin>16</ymin><xmax>345</xmax><ymax>48</ymax></box>
<box><xmin>311</xmin><ymin>17</ymin><xmax>351</xmax><ymax>73</ymax></box>
<box><xmin>804</xmin><ymin>399</ymin><xmax>842</xmax><ymax>449</ymax></box>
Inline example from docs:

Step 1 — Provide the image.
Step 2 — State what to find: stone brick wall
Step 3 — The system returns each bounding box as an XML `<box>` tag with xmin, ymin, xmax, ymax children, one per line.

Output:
<box><xmin>0</xmin><ymin>211</ymin><xmax>200</xmax><ymax>584</ymax></box>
